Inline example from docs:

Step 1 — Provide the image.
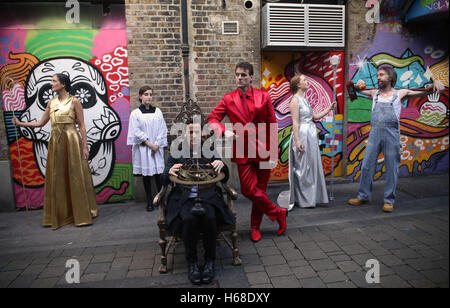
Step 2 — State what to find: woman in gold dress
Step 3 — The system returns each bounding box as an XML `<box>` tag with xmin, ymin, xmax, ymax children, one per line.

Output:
<box><xmin>12</xmin><ymin>73</ymin><xmax>98</xmax><ymax>229</ymax></box>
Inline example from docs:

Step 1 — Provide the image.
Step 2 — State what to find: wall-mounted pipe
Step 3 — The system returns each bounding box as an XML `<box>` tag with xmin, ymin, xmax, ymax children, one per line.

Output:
<box><xmin>181</xmin><ymin>0</ymin><xmax>190</xmax><ymax>99</ymax></box>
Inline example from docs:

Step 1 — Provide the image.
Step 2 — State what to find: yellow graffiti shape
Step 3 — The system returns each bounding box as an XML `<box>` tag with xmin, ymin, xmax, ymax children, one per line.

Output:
<box><xmin>261</xmin><ymin>52</ymin><xmax>302</xmax><ymax>87</ymax></box>
<box><xmin>430</xmin><ymin>56</ymin><xmax>449</xmax><ymax>87</ymax></box>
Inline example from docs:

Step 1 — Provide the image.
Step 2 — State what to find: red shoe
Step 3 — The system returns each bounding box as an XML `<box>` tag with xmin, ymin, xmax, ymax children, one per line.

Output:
<box><xmin>277</xmin><ymin>208</ymin><xmax>288</xmax><ymax>236</ymax></box>
<box><xmin>251</xmin><ymin>228</ymin><xmax>262</xmax><ymax>242</ymax></box>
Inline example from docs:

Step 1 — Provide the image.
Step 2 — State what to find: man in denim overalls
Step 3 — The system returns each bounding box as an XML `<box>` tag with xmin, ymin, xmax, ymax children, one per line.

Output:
<box><xmin>348</xmin><ymin>66</ymin><xmax>445</xmax><ymax>212</ymax></box>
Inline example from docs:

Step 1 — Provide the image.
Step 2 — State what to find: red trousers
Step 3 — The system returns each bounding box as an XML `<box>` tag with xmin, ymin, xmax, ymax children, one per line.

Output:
<box><xmin>238</xmin><ymin>162</ymin><xmax>281</xmax><ymax>229</ymax></box>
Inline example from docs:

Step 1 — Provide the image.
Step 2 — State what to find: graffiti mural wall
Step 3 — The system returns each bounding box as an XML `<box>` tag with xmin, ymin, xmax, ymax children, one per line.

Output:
<box><xmin>0</xmin><ymin>4</ymin><xmax>133</xmax><ymax>209</ymax></box>
<box><xmin>347</xmin><ymin>0</ymin><xmax>449</xmax><ymax>182</ymax></box>
<box><xmin>261</xmin><ymin>51</ymin><xmax>345</xmax><ymax>181</ymax></box>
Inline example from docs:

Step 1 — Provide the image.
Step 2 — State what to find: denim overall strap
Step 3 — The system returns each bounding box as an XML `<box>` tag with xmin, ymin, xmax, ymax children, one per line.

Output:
<box><xmin>371</xmin><ymin>90</ymin><xmax>400</xmax><ymax>129</ymax></box>
<box><xmin>374</xmin><ymin>89</ymin><xmax>398</xmax><ymax>105</ymax></box>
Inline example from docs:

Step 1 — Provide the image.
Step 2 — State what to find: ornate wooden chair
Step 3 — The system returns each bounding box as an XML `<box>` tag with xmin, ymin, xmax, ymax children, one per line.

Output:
<box><xmin>153</xmin><ymin>98</ymin><xmax>242</xmax><ymax>273</ymax></box>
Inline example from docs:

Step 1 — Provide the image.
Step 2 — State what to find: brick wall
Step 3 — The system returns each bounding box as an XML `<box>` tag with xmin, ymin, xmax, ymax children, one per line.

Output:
<box><xmin>125</xmin><ymin>0</ymin><xmax>261</xmax><ymax>127</ymax></box>
<box><xmin>189</xmin><ymin>0</ymin><xmax>261</xmax><ymax>116</ymax></box>
<box><xmin>346</xmin><ymin>0</ymin><xmax>378</xmax><ymax>60</ymax></box>
<box><xmin>125</xmin><ymin>0</ymin><xmax>185</xmax><ymax>126</ymax></box>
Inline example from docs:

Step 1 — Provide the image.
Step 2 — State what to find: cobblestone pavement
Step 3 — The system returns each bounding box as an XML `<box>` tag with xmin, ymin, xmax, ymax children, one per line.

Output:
<box><xmin>0</xmin><ymin>174</ymin><xmax>448</xmax><ymax>288</ymax></box>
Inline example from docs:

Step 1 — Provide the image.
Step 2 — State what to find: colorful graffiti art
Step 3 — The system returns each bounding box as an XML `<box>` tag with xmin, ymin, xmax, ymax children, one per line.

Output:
<box><xmin>261</xmin><ymin>51</ymin><xmax>345</xmax><ymax>181</ymax></box>
<box><xmin>348</xmin><ymin>21</ymin><xmax>449</xmax><ymax>182</ymax></box>
<box><xmin>0</xmin><ymin>5</ymin><xmax>133</xmax><ymax>209</ymax></box>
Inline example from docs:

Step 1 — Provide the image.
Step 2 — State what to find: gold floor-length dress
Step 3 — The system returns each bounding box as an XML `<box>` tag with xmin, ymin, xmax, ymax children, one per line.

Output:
<box><xmin>42</xmin><ymin>96</ymin><xmax>98</xmax><ymax>230</ymax></box>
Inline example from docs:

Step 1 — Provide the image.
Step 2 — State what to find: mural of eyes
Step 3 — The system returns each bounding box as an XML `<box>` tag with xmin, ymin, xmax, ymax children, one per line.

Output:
<box><xmin>20</xmin><ymin>57</ymin><xmax>121</xmax><ymax>187</ymax></box>
<box><xmin>72</xmin><ymin>82</ymin><xmax>97</xmax><ymax>108</ymax></box>
<box><xmin>38</xmin><ymin>84</ymin><xmax>56</xmax><ymax>110</ymax></box>
<box><xmin>87</xmin><ymin>107</ymin><xmax>120</xmax><ymax>141</ymax></box>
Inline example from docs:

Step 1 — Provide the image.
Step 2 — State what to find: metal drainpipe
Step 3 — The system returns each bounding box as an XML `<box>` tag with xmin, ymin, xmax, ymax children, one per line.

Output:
<box><xmin>181</xmin><ymin>0</ymin><xmax>190</xmax><ymax>99</ymax></box>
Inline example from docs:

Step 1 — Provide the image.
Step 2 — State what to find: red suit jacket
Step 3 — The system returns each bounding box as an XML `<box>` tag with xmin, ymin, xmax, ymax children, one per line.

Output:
<box><xmin>207</xmin><ymin>87</ymin><xmax>278</xmax><ymax>165</ymax></box>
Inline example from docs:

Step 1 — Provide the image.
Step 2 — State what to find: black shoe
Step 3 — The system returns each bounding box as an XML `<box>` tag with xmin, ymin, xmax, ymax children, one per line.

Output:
<box><xmin>147</xmin><ymin>203</ymin><xmax>154</xmax><ymax>212</ymax></box>
<box><xmin>188</xmin><ymin>263</ymin><xmax>202</xmax><ymax>285</ymax></box>
<box><xmin>201</xmin><ymin>260</ymin><xmax>215</xmax><ymax>284</ymax></box>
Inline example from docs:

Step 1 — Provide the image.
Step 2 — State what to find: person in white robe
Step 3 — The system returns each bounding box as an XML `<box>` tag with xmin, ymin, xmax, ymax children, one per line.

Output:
<box><xmin>127</xmin><ymin>86</ymin><xmax>168</xmax><ymax>211</ymax></box>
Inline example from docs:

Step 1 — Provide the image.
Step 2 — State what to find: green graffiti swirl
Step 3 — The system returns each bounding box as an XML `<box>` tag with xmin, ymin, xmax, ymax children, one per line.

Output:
<box><xmin>371</xmin><ymin>54</ymin><xmax>424</xmax><ymax>68</ymax></box>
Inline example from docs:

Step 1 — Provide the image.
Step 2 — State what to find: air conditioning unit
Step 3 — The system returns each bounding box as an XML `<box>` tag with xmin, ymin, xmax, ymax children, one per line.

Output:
<box><xmin>262</xmin><ymin>3</ymin><xmax>345</xmax><ymax>49</ymax></box>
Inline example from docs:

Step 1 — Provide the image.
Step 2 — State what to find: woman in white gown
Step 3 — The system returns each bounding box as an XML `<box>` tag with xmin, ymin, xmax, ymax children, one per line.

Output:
<box><xmin>278</xmin><ymin>74</ymin><xmax>336</xmax><ymax>210</ymax></box>
<box><xmin>127</xmin><ymin>86</ymin><xmax>168</xmax><ymax>211</ymax></box>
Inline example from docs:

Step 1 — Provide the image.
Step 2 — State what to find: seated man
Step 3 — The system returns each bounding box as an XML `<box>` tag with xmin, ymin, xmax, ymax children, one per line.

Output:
<box><xmin>162</xmin><ymin>119</ymin><xmax>236</xmax><ymax>285</ymax></box>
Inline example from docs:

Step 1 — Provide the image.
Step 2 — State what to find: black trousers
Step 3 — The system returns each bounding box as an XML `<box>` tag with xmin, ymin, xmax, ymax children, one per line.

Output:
<box><xmin>179</xmin><ymin>199</ymin><xmax>217</xmax><ymax>264</ymax></box>
<box><xmin>143</xmin><ymin>174</ymin><xmax>162</xmax><ymax>205</ymax></box>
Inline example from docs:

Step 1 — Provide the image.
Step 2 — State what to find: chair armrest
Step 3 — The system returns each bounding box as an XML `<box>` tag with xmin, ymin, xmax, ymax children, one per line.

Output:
<box><xmin>221</xmin><ymin>183</ymin><xmax>238</xmax><ymax>201</ymax></box>
<box><xmin>153</xmin><ymin>185</ymin><xmax>168</xmax><ymax>207</ymax></box>
<box><xmin>221</xmin><ymin>182</ymin><xmax>238</xmax><ymax>218</ymax></box>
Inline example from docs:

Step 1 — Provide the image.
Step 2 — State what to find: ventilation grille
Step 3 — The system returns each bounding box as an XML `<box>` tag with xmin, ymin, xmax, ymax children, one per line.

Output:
<box><xmin>222</xmin><ymin>21</ymin><xmax>239</xmax><ymax>35</ymax></box>
<box><xmin>264</xmin><ymin>5</ymin><xmax>306</xmax><ymax>45</ymax></box>
<box><xmin>262</xmin><ymin>3</ymin><xmax>345</xmax><ymax>48</ymax></box>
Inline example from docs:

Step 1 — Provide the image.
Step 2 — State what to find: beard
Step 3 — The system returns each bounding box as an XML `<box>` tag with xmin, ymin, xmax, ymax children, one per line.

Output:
<box><xmin>378</xmin><ymin>80</ymin><xmax>389</xmax><ymax>89</ymax></box>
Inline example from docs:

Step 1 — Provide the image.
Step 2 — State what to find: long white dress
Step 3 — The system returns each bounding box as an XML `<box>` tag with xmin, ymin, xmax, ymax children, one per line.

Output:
<box><xmin>127</xmin><ymin>105</ymin><xmax>167</xmax><ymax>176</ymax></box>
<box><xmin>278</xmin><ymin>95</ymin><xmax>328</xmax><ymax>209</ymax></box>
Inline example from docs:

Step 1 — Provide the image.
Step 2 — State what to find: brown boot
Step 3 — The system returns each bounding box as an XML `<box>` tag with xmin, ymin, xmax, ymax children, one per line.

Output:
<box><xmin>348</xmin><ymin>198</ymin><xmax>370</xmax><ymax>206</ymax></box>
<box><xmin>382</xmin><ymin>203</ymin><xmax>394</xmax><ymax>213</ymax></box>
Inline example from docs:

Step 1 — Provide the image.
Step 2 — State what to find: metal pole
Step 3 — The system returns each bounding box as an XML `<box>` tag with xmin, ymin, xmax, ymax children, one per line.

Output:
<box><xmin>329</xmin><ymin>55</ymin><xmax>341</xmax><ymax>202</ymax></box>
<box><xmin>181</xmin><ymin>0</ymin><xmax>190</xmax><ymax>99</ymax></box>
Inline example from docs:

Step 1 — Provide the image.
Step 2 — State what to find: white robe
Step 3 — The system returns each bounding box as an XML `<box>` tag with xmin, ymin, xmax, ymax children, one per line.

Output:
<box><xmin>127</xmin><ymin>107</ymin><xmax>168</xmax><ymax>176</ymax></box>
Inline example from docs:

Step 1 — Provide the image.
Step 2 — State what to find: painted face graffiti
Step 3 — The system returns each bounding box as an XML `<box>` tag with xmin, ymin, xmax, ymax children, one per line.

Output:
<box><xmin>20</xmin><ymin>57</ymin><xmax>121</xmax><ymax>186</ymax></box>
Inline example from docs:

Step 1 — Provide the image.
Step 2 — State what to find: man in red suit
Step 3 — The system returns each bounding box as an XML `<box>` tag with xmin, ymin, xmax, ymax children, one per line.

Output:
<box><xmin>207</xmin><ymin>62</ymin><xmax>288</xmax><ymax>242</ymax></box>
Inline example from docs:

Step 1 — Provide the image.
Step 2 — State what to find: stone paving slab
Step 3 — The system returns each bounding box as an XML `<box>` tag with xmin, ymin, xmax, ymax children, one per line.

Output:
<box><xmin>1</xmin><ymin>208</ymin><xmax>447</xmax><ymax>288</ymax></box>
<box><xmin>0</xmin><ymin>174</ymin><xmax>448</xmax><ymax>288</ymax></box>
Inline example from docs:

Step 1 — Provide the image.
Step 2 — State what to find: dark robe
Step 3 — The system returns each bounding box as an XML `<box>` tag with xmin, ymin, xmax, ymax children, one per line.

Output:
<box><xmin>162</xmin><ymin>149</ymin><xmax>236</xmax><ymax>235</ymax></box>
